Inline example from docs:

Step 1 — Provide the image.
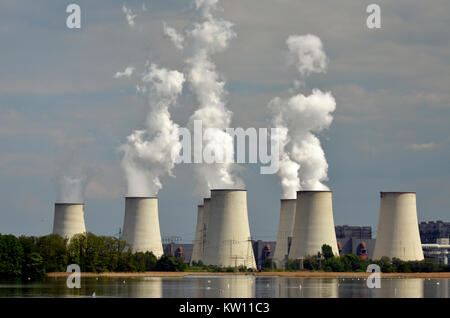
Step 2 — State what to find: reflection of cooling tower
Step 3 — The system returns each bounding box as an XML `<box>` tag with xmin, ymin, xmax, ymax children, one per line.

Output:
<box><xmin>373</xmin><ymin>192</ymin><xmax>424</xmax><ymax>261</ymax></box>
<box><xmin>52</xmin><ymin>203</ymin><xmax>86</xmax><ymax>238</ymax></box>
<box><xmin>273</xmin><ymin>199</ymin><xmax>296</xmax><ymax>268</ymax></box>
<box><xmin>122</xmin><ymin>197</ymin><xmax>163</xmax><ymax>257</ymax></box>
<box><xmin>373</xmin><ymin>278</ymin><xmax>424</xmax><ymax>298</ymax></box>
<box><xmin>289</xmin><ymin>191</ymin><xmax>339</xmax><ymax>259</ymax></box>
<box><xmin>203</xmin><ymin>190</ymin><xmax>256</xmax><ymax>269</ymax></box>
<box><xmin>191</xmin><ymin>204</ymin><xmax>204</xmax><ymax>264</ymax></box>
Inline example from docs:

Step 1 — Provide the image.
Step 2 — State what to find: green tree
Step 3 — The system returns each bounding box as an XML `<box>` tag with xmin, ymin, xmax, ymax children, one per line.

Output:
<box><xmin>323</xmin><ymin>257</ymin><xmax>344</xmax><ymax>272</ymax></box>
<box><xmin>155</xmin><ymin>254</ymin><xmax>187</xmax><ymax>272</ymax></box>
<box><xmin>321</xmin><ymin>244</ymin><xmax>334</xmax><ymax>260</ymax></box>
<box><xmin>0</xmin><ymin>234</ymin><xmax>24</xmax><ymax>278</ymax></box>
<box><xmin>37</xmin><ymin>234</ymin><xmax>69</xmax><ymax>272</ymax></box>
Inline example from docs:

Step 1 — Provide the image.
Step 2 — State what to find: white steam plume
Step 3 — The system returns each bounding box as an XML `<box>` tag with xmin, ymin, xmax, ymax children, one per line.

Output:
<box><xmin>286</xmin><ymin>34</ymin><xmax>328</xmax><ymax>76</ymax></box>
<box><xmin>270</xmin><ymin>34</ymin><xmax>336</xmax><ymax>198</ymax></box>
<box><xmin>122</xmin><ymin>5</ymin><xmax>137</xmax><ymax>27</ymax></box>
<box><xmin>163</xmin><ymin>23</ymin><xmax>184</xmax><ymax>50</ymax></box>
<box><xmin>57</xmin><ymin>175</ymin><xmax>86</xmax><ymax>203</ymax></box>
<box><xmin>114</xmin><ymin>66</ymin><xmax>135</xmax><ymax>79</ymax></box>
<box><xmin>120</xmin><ymin>63</ymin><xmax>185</xmax><ymax>196</ymax></box>
<box><xmin>166</xmin><ymin>0</ymin><xmax>243</xmax><ymax>197</ymax></box>
<box><xmin>188</xmin><ymin>0</ymin><xmax>243</xmax><ymax>197</ymax></box>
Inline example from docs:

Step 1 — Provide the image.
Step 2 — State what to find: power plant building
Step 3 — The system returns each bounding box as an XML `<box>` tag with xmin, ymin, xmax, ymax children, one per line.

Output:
<box><xmin>273</xmin><ymin>199</ymin><xmax>296</xmax><ymax>268</ymax></box>
<box><xmin>52</xmin><ymin>203</ymin><xmax>86</xmax><ymax>239</ymax></box>
<box><xmin>191</xmin><ymin>204</ymin><xmax>204</xmax><ymax>263</ymax></box>
<box><xmin>289</xmin><ymin>191</ymin><xmax>339</xmax><ymax>259</ymax></box>
<box><xmin>202</xmin><ymin>189</ymin><xmax>256</xmax><ymax>269</ymax></box>
<box><xmin>373</xmin><ymin>192</ymin><xmax>424</xmax><ymax>261</ymax></box>
<box><xmin>122</xmin><ymin>197</ymin><xmax>164</xmax><ymax>257</ymax></box>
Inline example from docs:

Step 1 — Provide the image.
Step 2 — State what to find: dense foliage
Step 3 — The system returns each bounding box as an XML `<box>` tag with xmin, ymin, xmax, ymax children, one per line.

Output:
<box><xmin>280</xmin><ymin>244</ymin><xmax>450</xmax><ymax>273</ymax></box>
<box><xmin>0</xmin><ymin>233</ymin><xmax>184</xmax><ymax>279</ymax></box>
<box><xmin>2</xmin><ymin>236</ymin><xmax>449</xmax><ymax>280</ymax></box>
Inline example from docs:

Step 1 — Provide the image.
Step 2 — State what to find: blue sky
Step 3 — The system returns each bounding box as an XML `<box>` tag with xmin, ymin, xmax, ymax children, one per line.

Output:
<box><xmin>0</xmin><ymin>0</ymin><xmax>449</xmax><ymax>242</ymax></box>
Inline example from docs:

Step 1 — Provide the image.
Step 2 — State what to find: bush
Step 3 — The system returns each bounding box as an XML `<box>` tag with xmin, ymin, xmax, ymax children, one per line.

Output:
<box><xmin>321</xmin><ymin>244</ymin><xmax>334</xmax><ymax>260</ymax></box>
<box><xmin>155</xmin><ymin>254</ymin><xmax>187</xmax><ymax>272</ymax></box>
<box><xmin>261</xmin><ymin>259</ymin><xmax>277</xmax><ymax>271</ymax></box>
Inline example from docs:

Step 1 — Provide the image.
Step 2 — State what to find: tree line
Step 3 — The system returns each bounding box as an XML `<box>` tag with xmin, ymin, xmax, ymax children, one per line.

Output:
<box><xmin>0</xmin><ymin>233</ymin><xmax>187</xmax><ymax>280</ymax></box>
<box><xmin>2</xmin><ymin>235</ymin><xmax>449</xmax><ymax>280</ymax></box>
<box><xmin>262</xmin><ymin>244</ymin><xmax>450</xmax><ymax>273</ymax></box>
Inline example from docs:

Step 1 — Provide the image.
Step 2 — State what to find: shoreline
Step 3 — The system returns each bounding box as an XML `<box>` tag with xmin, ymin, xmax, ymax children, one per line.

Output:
<box><xmin>46</xmin><ymin>271</ymin><xmax>450</xmax><ymax>279</ymax></box>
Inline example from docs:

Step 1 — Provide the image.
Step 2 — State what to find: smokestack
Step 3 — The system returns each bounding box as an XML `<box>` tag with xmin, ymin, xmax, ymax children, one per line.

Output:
<box><xmin>273</xmin><ymin>199</ymin><xmax>296</xmax><ymax>268</ymax></box>
<box><xmin>373</xmin><ymin>192</ymin><xmax>424</xmax><ymax>261</ymax></box>
<box><xmin>289</xmin><ymin>191</ymin><xmax>338</xmax><ymax>259</ymax></box>
<box><xmin>122</xmin><ymin>197</ymin><xmax>163</xmax><ymax>257</ymax></box>
<box><xmin>191</xmin><ymin>204</ymin><xmax>204</xmax><ymax>264</ymax></box>
<box><xmin>52</xmin><ymin>203</ymin><xmax>86</xmax><ymax>238</ymax></box>
<box><xmin>203</xmin><ymin>190</ymin><xmax>256</xmax><ymax>269</ymax></box>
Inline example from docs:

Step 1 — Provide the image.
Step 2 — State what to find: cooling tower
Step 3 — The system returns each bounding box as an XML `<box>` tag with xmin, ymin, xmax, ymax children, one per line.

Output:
<box><xmin>201</xmin><ymin>198</ymin><xmax>211</xmax><ymax>259</ymax></box>
<box><xmin>191</xmin><ymin>204</ymin><xmax>204</xmax><ymax>264</ymax></box>
<box><xmin>289</xmin><ymin>191</ymin><xmax>339</xmax><ymax>259</ymax></box>
<box><xmin>273</xmin><ymin>199</ymin><xmax>296</xmax><ymax>268</ymax></box>
<box><xmin>122</xmin><ymin>197</ymin><xmax>163</xmax><ymax>257</ymax></box>
<box><xmin>373</xmin><ymin>192</ymin><xmax>424</xmax><ymax>261</ymax></box>
<box><xmin>52</xmin><ymin>203</ymin><xmax>86</xmax><ymax>238</ymax></box>
<box><xmin>203</xmin><ymin>189</ymin><xmax>256</xmax><ymax>269</ymax></box>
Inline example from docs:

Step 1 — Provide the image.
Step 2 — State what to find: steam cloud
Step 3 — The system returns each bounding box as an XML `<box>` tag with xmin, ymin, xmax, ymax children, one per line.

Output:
<box><xmin>122</xmin><ymin>5</ymin><xmax>137</xmax><ymax>27</ymax></box>
<box><xmin>270</xmin><ymin>34</ymin><xmax>336</xmax><ymax>198</ymax></box>
<box><xmin>114</xmin><ymin>66</ymin><xmax>135</xmax><ymax>79</ymax></box>
<box><xmin>120</xmin><ymin>63</ymin><xmax>185</xmax><ymax>196</ymax></box>
<box><xmin>165</xmin><ymin>0</ymin><xmax>244</xmax><ymax>197</ymax></box>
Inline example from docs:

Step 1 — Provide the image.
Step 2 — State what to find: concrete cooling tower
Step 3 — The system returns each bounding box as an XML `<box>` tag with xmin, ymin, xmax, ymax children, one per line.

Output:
<box><xmin>203</xmin><ymin>189</ymin><xmax>256</xmax><ymax>269</ymax></box>
<box><xmin>191</xmin><ymin>204</ymin><xmax>204</xmax><ymax>264</ymax></box>
<box><xmin>273</xmin><ymin>199</ymin><xmax>296</xmax><ymax>268</ymax></box>
<box><xmin>373</xmin><ymin>192</ymin><xmax>424</xmax><ymax>261</ymax></box>
<box><xmin>52</xmin><ymin>203</ymin><xmax>86</xmax><ymax>239</ymax></box>
<box><xmin>122</xmin><ymin>197</ymin><xmax>163</xmax><ymax>257</ymax></box>
<box><xmin>289</xmin><ymin>191</ymin><xmax>339</xmax><ymax>259</ymax></box>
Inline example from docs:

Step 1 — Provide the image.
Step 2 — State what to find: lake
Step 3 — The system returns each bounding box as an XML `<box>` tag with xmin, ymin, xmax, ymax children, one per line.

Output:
<box><xmin>0</xmin><ymin>275</ymin><xmax>449</xmax><ymax>298</ymax></box>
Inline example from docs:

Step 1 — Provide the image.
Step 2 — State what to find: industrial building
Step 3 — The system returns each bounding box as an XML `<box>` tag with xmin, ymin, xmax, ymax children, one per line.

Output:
<box><xmin>203</xmin><ymin>189</ymin><xmax>256</xmax><ymax>269</ymax></box>
<box><xmin>373</xmin><ymin>192</ymin><xmax>424</xmax><ymax>261</ymax></box>
<box><xmin>122</xmin><ymin>197</ymin><xmax>164</xmax><ymax>257</ymax></box>
<box><xmin>289</xmin><ymin>191</ymin><xmax>339</xmax><ymax>259</ymax></box>
<box><xmin>419</xmin><ymin>220</ymin><xmax>450</xmax><ymax>243</ymax></box>
<box><xmin>273</xmin><ymin>199</ymin><xmax>296</xmax><ymax>268</ymax></box>
<box><xmin>190</xmin><ymin>204</ymin><xmax>204</xmax><ymax>263</ymax></box>
<box><xmin>52</xmin><ymin>203</ymin><xmax>86</xmax><ymax>239</ymax></box>
<box><xmin>335</xmin><ymin>225</ymin><xmax>375</xmax><ymax>259</ymax></box>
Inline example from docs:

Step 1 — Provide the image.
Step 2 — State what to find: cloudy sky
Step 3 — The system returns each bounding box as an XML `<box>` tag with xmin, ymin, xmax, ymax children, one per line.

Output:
<box><xmin>0</xmin><ymin>0</ymin><xmax>449</xmax><ymax>242</ymax></box>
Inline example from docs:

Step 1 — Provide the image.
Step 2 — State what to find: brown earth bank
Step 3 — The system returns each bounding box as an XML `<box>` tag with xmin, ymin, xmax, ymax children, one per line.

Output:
<box><xmin>46</xmin><ymin>271</ymin><xmax>450</xmax><ymax>278</ymax></box>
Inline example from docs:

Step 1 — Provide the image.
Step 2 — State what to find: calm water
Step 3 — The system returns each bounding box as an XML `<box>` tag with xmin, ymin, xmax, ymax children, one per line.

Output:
<box><xmin>0</xmin><ymin>275</ymin><xmax>449</xmax><ymax>298</ymax></box>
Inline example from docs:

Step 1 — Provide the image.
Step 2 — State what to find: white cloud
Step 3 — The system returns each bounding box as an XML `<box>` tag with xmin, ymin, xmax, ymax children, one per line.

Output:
<box><xmin>114</xmin><ymin>66</ymin><xmax>135</xmax><ymax>79</ymax></box>
<box><xmin>407</xmin><ymin>143</ymin><xmax>437</xmax><ymax>151</ymax></box>
<box><xmin>122</xmin><ymin>5</ymin><xmax>137</xmax><ymax>27</ymax></box>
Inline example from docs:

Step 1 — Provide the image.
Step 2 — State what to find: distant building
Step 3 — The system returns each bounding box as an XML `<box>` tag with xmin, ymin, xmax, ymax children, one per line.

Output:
<box><xmin>335</xmin><ymin>225</ymin><xmax>375</xmax><ymax>259</ymax></box>
<box><xmin>419</xmin><ymin>221</ymin><xmax>450</xmax><ymax>244</ymax></box>
<box><xmin>252</xmin><ymin>240</ymin><xmax>276</xmax><ymax>269</ymax></box>
<box><xmin>163</xmin><ymin>243</ymin><xmax>193</xmax><ymax>263</ymax></box>
<box><xmin>422</xmin><ymin>238</ymin><xmax>449</xmax><ymax>265</ymax></box>
<box><xmin>335</xmin><ymin>225</ymin><xmax>372</xmax><ymax>239</ymax></box>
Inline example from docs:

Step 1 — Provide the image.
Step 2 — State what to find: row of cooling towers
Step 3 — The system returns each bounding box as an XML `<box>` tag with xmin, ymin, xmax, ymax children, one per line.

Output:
<box><xmin>52</xmin><ymin>190</ymin><xmax>424</xmax><ymax>269</ymax></box>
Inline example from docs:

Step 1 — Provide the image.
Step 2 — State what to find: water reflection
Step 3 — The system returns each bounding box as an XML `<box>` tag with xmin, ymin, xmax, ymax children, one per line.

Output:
<box><xmin>0</xmin><ymin>276</ymin><xmax>449</xmax><ymax>298</ymax></box>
